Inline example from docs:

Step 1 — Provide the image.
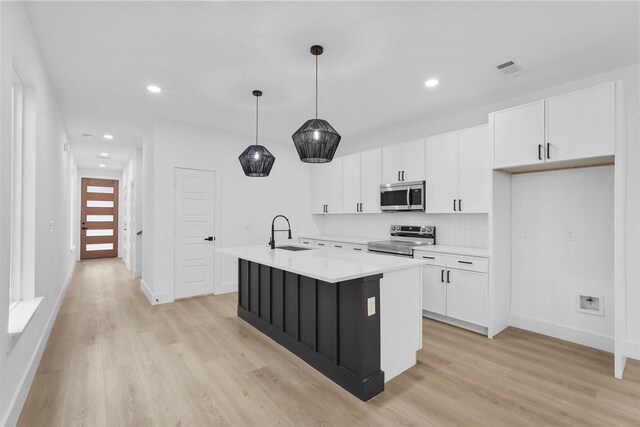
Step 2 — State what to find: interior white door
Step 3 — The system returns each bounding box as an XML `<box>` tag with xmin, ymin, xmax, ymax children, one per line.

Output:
<box><xmin>174</xmin><ymin>168</ymin><xmax>215</xmax><ymax>299</ymax></box>
<box><xmin>341</xmin><ymin>153</ymin><xmax>361</xmax><ymax>214</ymax></box>
<box><xmin>422</xmin><ymin>265</ymin><xmax>447</xmax><ymax>315</ymax></box>
<box><xmin>360</xmin><ymin>148</ymin><xmax>382</xmax><ymax>213</ymax></box>
<box><xmin>493</xmin><ymin>100</ymin><xmax>545</xmax><ymax>169</ymax></box>
<box><xmin>458</xmin><ymin>125</ymin><xmax>491</xmax><ymax>213</ymax></box>
<box><xmin>401</xmin><ymin>138</ymin><xmax>426</xmax><ymax>182</ymax></box>
<box><xmin>425</xmin><ymin>132</ymin><xmax>458</xmax><ymax>213</ymax></box>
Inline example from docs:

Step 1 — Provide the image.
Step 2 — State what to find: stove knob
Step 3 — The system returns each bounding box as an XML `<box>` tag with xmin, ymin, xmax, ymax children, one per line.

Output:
<box><xmin>421</xmin><ymin>227</ymin><xmax>426</xmax><ymax>232</ymax></box>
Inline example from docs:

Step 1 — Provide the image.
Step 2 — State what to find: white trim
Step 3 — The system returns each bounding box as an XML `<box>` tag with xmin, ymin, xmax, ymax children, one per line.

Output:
<box><xmin>216</xmin><ymin>281</ymin><xmax>238</xmax><ymax>295</ymax></box>
<box><xmin>140</xmin><ymin>279</ymin><xmax>172</xmax><ymax>305</ymax></box>
<box><xmin>626</xmin><ymin>341</ymin><xmax>640</xmax><ymax>361</ymax></box>
<box><xmin>1</xmin><ymin>260</ymin><xmax>76</xmax><ymax>427</ymax></box>
<box><xmin>423</xmin><ymin>311</ymin><xmax>488</xmax><ymax>336</ymax></box>
<box><xmin>510</xmin><ymin>313</ymin><xmax>614</xmax><ymax>353</ymax></box>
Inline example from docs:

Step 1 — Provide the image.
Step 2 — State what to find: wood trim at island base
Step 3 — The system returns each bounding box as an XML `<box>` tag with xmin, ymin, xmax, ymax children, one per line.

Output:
<box><xmin>237</xmin><ymin>259</ymin><xmax>385</xmax><ymax>401</ymax></box>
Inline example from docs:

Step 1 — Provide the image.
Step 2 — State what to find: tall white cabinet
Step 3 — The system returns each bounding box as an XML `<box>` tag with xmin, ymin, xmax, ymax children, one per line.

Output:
<box><xmin>425</xmin><ymin>125</ymin><xmax>490</xmax><ymax>213</ymax></box>
<box><xmin>342</xmin><ymin>149</ymin><xmax>382</xmax><ymax>213</ymax></box>
<box><xmin>381</xmin><ymin>138</ymin><xmax>426</xmax><ymax>183</ymax></box>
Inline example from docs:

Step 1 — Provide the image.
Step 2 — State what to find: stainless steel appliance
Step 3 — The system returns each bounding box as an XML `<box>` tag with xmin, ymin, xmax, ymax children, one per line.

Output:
<box><xmin>367</xmin><ymin>225</ymin><xmax>435</xmax><ymax>257</ymax></box>
<box><xmin>380</xmin><ymin>181</ymin><xmax>425</xmax><ymax>212</ymax></box>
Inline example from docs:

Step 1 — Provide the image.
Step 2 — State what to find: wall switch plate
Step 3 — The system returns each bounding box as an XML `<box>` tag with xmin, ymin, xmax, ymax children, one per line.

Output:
<box><xmin>367</xmin><ymin>297</ymin><xmax>376</xmax><ymax>316</ymax></box>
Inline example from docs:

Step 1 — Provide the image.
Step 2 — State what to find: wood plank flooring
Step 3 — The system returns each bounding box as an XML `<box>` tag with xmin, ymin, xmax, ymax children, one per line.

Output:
<box><xmin>18</xmin><ymin>258</ymin><xmax>640</xmax><ymax>426</ymax></box>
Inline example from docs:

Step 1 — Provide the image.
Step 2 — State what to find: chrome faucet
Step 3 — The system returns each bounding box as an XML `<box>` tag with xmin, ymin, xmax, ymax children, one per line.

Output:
<box><xmin>269</xmin><ymin>215</ymin><xmax>292</xmax><ymax>249</ymax></box>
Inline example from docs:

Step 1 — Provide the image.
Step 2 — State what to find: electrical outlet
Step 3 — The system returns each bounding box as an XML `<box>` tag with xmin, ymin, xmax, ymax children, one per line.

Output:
<box><xmin>568</xmin><ymin>230</ymin><xmax>576</xmax><ymax>241</ymax></box>
<box><xmin>367</xmin><ymin>297</ymin><xmax>376</xmax><ymax>316</ymax></box>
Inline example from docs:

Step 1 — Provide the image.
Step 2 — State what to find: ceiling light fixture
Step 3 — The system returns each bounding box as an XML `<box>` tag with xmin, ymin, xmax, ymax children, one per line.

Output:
<box><xmin>100</xmin><ymin>152</ymin><xmax>109</xmax><ymax>157</ymax></box>
<box><xmin>103</xmin><ymin>134</ymin><xmax>114</xmax><ymax>140</ymax></box>
<box><xmin>147</xmin><ymin>84</ymin><xmax>162</xmax><ymax>94</ymax></box>
<box><xmin>99</xmin><ymin>164</ymin><xmax>106</xmax><ymax>168</ymax></box>
<box><xmin>424</xmin><ymin>78</ymin><xmax>439</xmax><ymax>88</ymax></box>
<box><xmin>238</xmin><ymin>90</ymin><xmax>275</xmax><ymax>177</ymax></box>
<box><xmin>292</xmin><ymin>45</ymin><xmax>341</xmax><ymax>163</ymax></box>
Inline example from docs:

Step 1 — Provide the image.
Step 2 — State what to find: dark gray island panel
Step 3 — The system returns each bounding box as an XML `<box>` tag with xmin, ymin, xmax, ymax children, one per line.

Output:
<box><xmin>237</xmin><ymin>258</ymin><xmax>385</xmax><ymax>401</ymax></box>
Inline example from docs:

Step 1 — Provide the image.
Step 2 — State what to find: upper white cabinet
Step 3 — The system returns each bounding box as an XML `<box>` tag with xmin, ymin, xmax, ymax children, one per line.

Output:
<box><xmin>341</xmin><ymin>148</ymin><xmax>382</xmax><ymax>214</ymax></box>
<box><xmin>492</xmin><ymin>83</ymin><xmax>614</xmax><ymax>171</ymax></box>
<box><xmin>382</xmin><ymin>138</ymin><xmax>426</xmax><ymax>183</ymax></box>
<box><xmin>546</xmin><ymin>83</ymin><xmax>614</xmax><ymax>162</ymax></box>
<box><xmin>311</xmin><ymin>158</ymin><xmax>342</xmax><ymax>214</ymax></box>
<box><xmin>425</xmin><ymin>125</ymin><xmax>490</xmax><ymax>213</ymax></box>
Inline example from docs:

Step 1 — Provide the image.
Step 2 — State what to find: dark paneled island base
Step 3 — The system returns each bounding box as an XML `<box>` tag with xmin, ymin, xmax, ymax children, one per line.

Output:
<box><xmin>237</xmin><ymin>258</ymin><xmax>385</xmax><ymax>401</ymax></box>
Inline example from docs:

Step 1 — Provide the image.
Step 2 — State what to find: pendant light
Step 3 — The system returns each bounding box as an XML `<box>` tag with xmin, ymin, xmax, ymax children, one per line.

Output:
<box><xmin>238</xmin><ymin>90</ymin><xmax>275</xmax><ymax>177</ymax></box>
<box><xmin>292</xmin><ymin>45</ymin><xmax>341</xmax><ymax>163</ymax></box>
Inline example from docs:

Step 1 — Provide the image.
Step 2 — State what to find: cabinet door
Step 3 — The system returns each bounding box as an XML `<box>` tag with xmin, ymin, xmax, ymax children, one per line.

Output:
<box><xmin>381</xmin><ymin>144</ymin><xmax>403</xmax><ymax>183</ymax></box>
<box><xmin>360</xmin><ymin>148</ymin><xmax>382</xmax><ymax>213</ymax></box>
<box><xmin>493</xmin><ymin>101</ymin><xmax>545</xmax><ymax>169</ymax></box>
<box><xmin>311</xmin><ymin>164</ymin><xmax>328</xmax><ymax>214</ymax></box>
<box><xmin>422</xmin><ymin>265</ymin><xmax>447</xmax><ymax>315</ymax></box>
<box><xmin>341</xmin><ymin>154</ymin><xmax>360</xmax><ymax>214</ymax></box>
<box><xmin>401</xmin><ymin>138</ymin><xmax>426</xmax><ymax>182</ymax></box>
<box><xmin>425</xmin><ymin>132</ymin><xmax>458</xmax><ymax>213</ymax></box>
<box><xmin>546</xmin><ymin>83</ymin><xmax>614</xmax><ymax>162</ymax></box>
<box><xmin>324</xmin><ymin>158</ymin><xmax>343</xmax><ymax>214</ymax></box>
<box><xmin>458</xmin><ymin>125</ymin><xmax>491</xmax><ymax>213</ymax></box>
<box><xmin>446</xmin><ymin>269</ymin><xmax>487</xmax><ymax>327</ymax></box>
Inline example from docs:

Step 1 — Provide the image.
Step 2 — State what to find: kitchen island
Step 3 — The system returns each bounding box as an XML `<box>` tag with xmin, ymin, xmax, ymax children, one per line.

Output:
<box><xmin>218</xmin><ymin>244</ymin><xmax>424</xmax><ymax>401</ymax></box>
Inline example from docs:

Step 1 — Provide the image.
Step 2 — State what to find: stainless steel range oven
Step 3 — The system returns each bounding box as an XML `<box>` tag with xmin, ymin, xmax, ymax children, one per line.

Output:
<box><xmin>380</xmin><ymin>181</ymin><xmax>425</xmax><ymax>212</ymax></box>
<box><xmin>368</xmin><ymin>225</ymin><xmax>436</xmax><ymax>257</ymax></box>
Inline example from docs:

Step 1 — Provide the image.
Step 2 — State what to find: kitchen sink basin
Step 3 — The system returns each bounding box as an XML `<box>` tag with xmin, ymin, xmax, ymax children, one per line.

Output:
<box><xmin>276</xmin><ymin>245</ymin><xmax>315</xmax><ymax>251</ymax></box>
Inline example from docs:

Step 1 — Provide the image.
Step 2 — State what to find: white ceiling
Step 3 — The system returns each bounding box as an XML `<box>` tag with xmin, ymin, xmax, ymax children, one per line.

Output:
<box><xmin>25</xmin><ymin>1</ymin><xmax>639</xmax><ymax>170</ymax></box>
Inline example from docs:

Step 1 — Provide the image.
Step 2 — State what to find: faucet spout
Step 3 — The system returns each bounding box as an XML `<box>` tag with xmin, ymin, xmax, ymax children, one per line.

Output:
<box><xmin>270</xmin><ymin>215</ymin><xmax>292</xmax><ymax>250</ymax></box>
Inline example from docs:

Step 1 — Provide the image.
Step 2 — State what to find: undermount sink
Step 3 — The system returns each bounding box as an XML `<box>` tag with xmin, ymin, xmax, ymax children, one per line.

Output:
<box><xmin>276</xmin><ymin>245</ymin><xmax>315</xmax><ymax>251</ymax></box>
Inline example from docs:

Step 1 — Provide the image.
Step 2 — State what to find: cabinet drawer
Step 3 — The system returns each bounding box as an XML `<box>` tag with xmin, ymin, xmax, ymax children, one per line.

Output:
<box><xmin>299</xmin><ymin>238</ymin><xmax>314</xmax><ymax>245</ymax></box>
<box><xmin>446</xmin><ymin>255</ymin><xmax>488</xmax><ymax>273</ymax></box>
<box><xmin>414</xmin><ymin>252</ymin><xmax>447</xmax><ymax>267</ymax></box>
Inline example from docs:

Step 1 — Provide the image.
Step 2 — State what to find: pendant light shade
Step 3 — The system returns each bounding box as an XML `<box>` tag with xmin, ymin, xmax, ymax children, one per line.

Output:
<box><xmin>238</xmin><ymin>90</ymin><xmax>275</xmax><ymax>177</ymax></box>
<box><xmin>292</xmin><ymin>45</ymin><xmax>341</xmax><ymax>163</ymax></box>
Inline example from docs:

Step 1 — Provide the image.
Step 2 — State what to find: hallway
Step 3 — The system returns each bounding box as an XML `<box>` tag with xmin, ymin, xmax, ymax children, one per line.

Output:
<box><xmin>17</xmin><ymin>259</ymin><xmax>640</xmax><ymax>426</ymax></box>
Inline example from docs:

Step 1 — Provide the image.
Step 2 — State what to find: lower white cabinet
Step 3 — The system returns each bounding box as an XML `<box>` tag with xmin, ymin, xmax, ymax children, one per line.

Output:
<box><xmin>416</xmin><ymin>250</ymin><xmax>488</xmax><ymax>330</ymax></box>
<box><xmin>300</xmin><ymin>237</ymin><xmax>367</xmax><ymax>253</ymax></box>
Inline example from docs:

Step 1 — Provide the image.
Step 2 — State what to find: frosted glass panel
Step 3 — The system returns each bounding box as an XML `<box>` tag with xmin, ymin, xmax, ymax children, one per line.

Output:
<box><xmin>86</xmin><ymin>229</ymin><xmax>113</xmax><ymax>237</ymax></box>
<box><xmin>87</xmin><ymin>215</ymin><xmax>114</xmax><ymax>222</ymax></box>
<box><xmin>87</xmin><ymin>186</ymin><xmax>114</xmax><ymax>194</ymax></box>
<box><xmin>86</xmin><ymin>243</ymin><xmax>113</xmax><ymax>251</ymax></box>
<box><xmin>87</xmin><ymin>200</ymin><xmax>114</xmax><ymax>208</ymax></box>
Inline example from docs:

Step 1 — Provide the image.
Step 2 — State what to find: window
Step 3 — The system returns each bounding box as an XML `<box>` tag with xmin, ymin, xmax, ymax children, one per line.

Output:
<box><xmin>9</xmin><ymin>73</ymin><xmax>24</xmax><ymax>310</ymax></box>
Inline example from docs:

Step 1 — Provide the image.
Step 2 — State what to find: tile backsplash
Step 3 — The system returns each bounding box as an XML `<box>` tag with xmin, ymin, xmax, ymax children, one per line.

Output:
<box><xmin>314</xmin><ymin>213</ymin><xmax>488</xmax><ymax>248</ymax></box>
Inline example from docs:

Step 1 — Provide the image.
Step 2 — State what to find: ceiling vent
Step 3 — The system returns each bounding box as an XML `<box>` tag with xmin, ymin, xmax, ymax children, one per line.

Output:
<box><xmin>496</xmin><ymin>60</ymin><xmax>526</xmax><ymax>78</ymax></box>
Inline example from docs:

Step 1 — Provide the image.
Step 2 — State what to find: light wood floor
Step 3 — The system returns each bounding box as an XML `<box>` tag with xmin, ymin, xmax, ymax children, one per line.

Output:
<box><xmin>18</xmin><ymin>258</ymin><xmax>640</xmax><ymax>426</ymax></box>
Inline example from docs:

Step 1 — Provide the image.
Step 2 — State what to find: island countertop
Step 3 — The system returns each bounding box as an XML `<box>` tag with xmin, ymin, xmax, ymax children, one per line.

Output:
<box><xmin>218</xmin><ymin>244</ymin><xmax>425</xmax><ymax>283</ymax></box>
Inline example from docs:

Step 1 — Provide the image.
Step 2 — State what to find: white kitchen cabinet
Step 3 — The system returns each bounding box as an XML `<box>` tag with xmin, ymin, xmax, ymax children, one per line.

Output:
<box><xmin>446</xmin><ymin>269</ymin><xmax>488</xmax><ymax>327</ymax></box>
<box><xmin>311</xmin><ymin>158</ymin><xmax>342</xmax><ymax>214</ymax></box>
<box><xmin>299</xmin><ymin>238</ymin><xmax>315</xmax><ymax>246</ymax></box>
<box><xmin>546</xmin><ymin>83</ymin><xmax>614</xmax><ymax>162</ymax></box>
<box><xmin>492</xmin><ymin>83</ymin><xmax>615</xmax><ymax>171</ymax></box>
<box><xmin>425</xmin><ymin>125</ymin><xmax>490</xmax><ymax>213</ymax></box>
<box><xmin>421</xmin><ymin>265</ymin><xmax>447</xmax><ymax>315</ymax></box>
<box><xmin>341</xmin><ymin>149</ymin><xmax>382</xmax><ymax>214</ymax></box>
<box><xmin>493</xmin><ymin>100</ymin><xmax>545</xmax><ymax>169</ymax></box>
<box><xmin>382</xmin><ymin>138</ymin><xmax>425</xmax><ymax>184</ymax></box>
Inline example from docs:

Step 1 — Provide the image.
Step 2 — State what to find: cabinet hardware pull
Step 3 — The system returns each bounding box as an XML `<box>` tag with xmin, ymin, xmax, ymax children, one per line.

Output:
<box><xmin>318</xmin><ymin>243</ymin><xmax>325</xmax><ymax>246</ymax></box>
<box><xmin>302</xmin><ymin>242</ymin><xmax>309</xmax><ymax>245</ymax></box>
<box><xmin>458</xmin><ymin>199</ymin><xmax>462</xmax><ymax>212</ymax></box>
<box><xmin>398</xmin><ymin>171</ymin><xmax>401</xmax><ymax>181</ymax></box>
<box><xmin>353</xmin><ymin>248</ymin><xmax>362</xmax><ymax>251</ymax></box>
<box><xmin>422</xmin><ymin>256</ymin><xmax>435</xmax><ymax>259</ymax></box>
<box><xmin>453</xmin><ymin>199</ymin><xmax>457</xmax><ymax>211</ymax></box>
<box><xmin>441</xmin><ymin>270</ymin><xmax>444</xmax><ymax>283</ymax></box>
<box><xmin>446</xmin><ymin>270</ymin><xmax>450</xmax><ymax>283</ymax></box>
<box><xmin>538</xmin><ymin>144</ymin><xmax>542</xmax><ymax>160</ymax></box>
<box><xmin>458</xmin><ymin>260</ymin><xmax>473</xmax><ymax>264</ymax></box>
<box><xmin>360</xmin><ymin>203</ymin><xmax>363</xmax><ymax>212</ymax></box>
<box><xmin>335</xmin><ymin>245</ymin><xmax>342</xmax><ymax>248</ymax></box>
<box><xmin>401</xmin><ymin>171</ymin><xmax>405</xmax><ymax>181</ymax></box>
<box><xmin>546</xmin><ymin>143</ymin><xmax>551</xmax><ymax>159</ymax></box>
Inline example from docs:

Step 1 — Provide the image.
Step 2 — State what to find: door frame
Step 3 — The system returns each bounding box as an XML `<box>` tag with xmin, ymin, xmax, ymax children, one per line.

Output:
<box><xmin>80</xmin><ymin>177</ymin><xmax>119</xmax><ymax>259</ymax></box>
<box><xmin>173</xmin><ymin>167</ymin><xmax>216</xmax><ymax>300</ymax></box>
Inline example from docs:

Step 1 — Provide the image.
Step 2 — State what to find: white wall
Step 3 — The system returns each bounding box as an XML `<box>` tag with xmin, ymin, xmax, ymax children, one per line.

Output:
<box><xmin>510</xmin><ymin>166</ymin><xmax>614</xmax><ymax>351</ymax></box>
<box><xmin>0</xmin><ymin>3</ymin><xmax>77</xmax><ymax>425</ymax></box>
<box><xmin>315</xmin><ymin>213</ymin><xmax>488</xmax><ymax>248</ymax></box>
<box><xmin>142</xmin><ymin>119</ymin><xmax>319</xmax><ymax>303</ymax></box>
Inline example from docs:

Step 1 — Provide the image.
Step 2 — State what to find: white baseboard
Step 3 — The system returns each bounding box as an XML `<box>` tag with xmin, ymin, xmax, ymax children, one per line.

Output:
<box><xmin>134</xmin><ymin>268</ymin><xmax>142</xmax><ymax>278</ymax></box>
<box><xmin>423</xmin><ymin>311</ymin><xmax>488</xmax><ymax>336</ymax></box>
<box><xmin>626</xmin><ymin>341</ymin><xmax>640</xmax><ymax>361</ymax></box>
<box><xmin>2</xmin><ymin>259</ymin><xmax>77</xmax><ymax>427</ymax></box>
<box><xmin>509</xmin><ymin>313</ymin><xmax>614</xmax><ymax>352</ymax></box>
<box><xmin>140</xmin><ymin>279</ymin><xmax>172</xmax><ymax>305</ymax></box>
<box><xmin>216</xmin><ymin>281</ymin><xmax>238</xmax><ymax>295</ymax></box>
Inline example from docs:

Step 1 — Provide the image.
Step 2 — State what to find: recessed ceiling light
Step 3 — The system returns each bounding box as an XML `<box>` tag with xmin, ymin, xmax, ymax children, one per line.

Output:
<box><xmin>147</xmin><ymin>84</ymin><xmax>162</xmax><ymax>94</ymax></box>
<box><xmin>81</xmin><ymin>133</ymin><xmax>93</xmax><ymax>139</ymax></box>
<box><xmin>103</xmin><ymin>134</ymin><xmax>114</xmax><ymax>140</ymax></box>
<box><xmin>100</xmin><ymin>152</ymin><xmax>109</xmax><ymax>157</ymax></box>
<box><xmin>424</xmin><ymin>79</ymin><xmax>439</xmax><ymax>88</ymax></box>
<box><xmin>99</xmin><ymin>164</ymin><xmax>106</xmax><ymax>168</ymax></box>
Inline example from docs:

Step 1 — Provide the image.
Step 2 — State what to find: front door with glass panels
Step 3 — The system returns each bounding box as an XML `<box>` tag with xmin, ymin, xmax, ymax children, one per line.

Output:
<box><xmin>81</xmin><ymin>178</ymin><xmax>119</xmax><ymax>259</ymax></box>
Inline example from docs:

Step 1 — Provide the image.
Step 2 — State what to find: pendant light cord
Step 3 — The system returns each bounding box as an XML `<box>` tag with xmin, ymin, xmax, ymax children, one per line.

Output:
<box><xmin>315</xmin><ymin>54</ymin><xmax>318</xmax><ymax>120</ymax></box>
<box><xmin>255</xmin><ymin>94</ymin><xmax>259</xmax><ymax>146</ymax></box>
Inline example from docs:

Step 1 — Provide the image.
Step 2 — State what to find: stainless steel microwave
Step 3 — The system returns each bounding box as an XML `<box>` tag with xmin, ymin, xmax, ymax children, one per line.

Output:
<box><xmin>380</xmin><ymin>181</ymin><xmax>425</xmax><ymax>212</ymax></box>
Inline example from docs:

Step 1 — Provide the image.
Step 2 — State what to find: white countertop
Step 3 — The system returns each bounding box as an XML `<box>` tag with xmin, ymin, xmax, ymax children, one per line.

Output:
<box><xmin>413</xmin><ymin>245</ymin><xmax>490</xmax><ymax>258</ymax></box>
<box><xmin>299</xmin><ymin>234</ymin><xmax>372</xmax><ymax>245</ymax></box>
<box><xmin>218</xmin><ymin>244</ymin><xmax>425</xmax><ymax>283</ymax></box>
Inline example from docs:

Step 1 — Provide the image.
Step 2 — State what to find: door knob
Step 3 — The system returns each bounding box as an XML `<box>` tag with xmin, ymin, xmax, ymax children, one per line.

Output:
<box><xmin>204</xmin><ymin>236</ymin><xmax>214</xmax><ymax>241</ymax></box>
